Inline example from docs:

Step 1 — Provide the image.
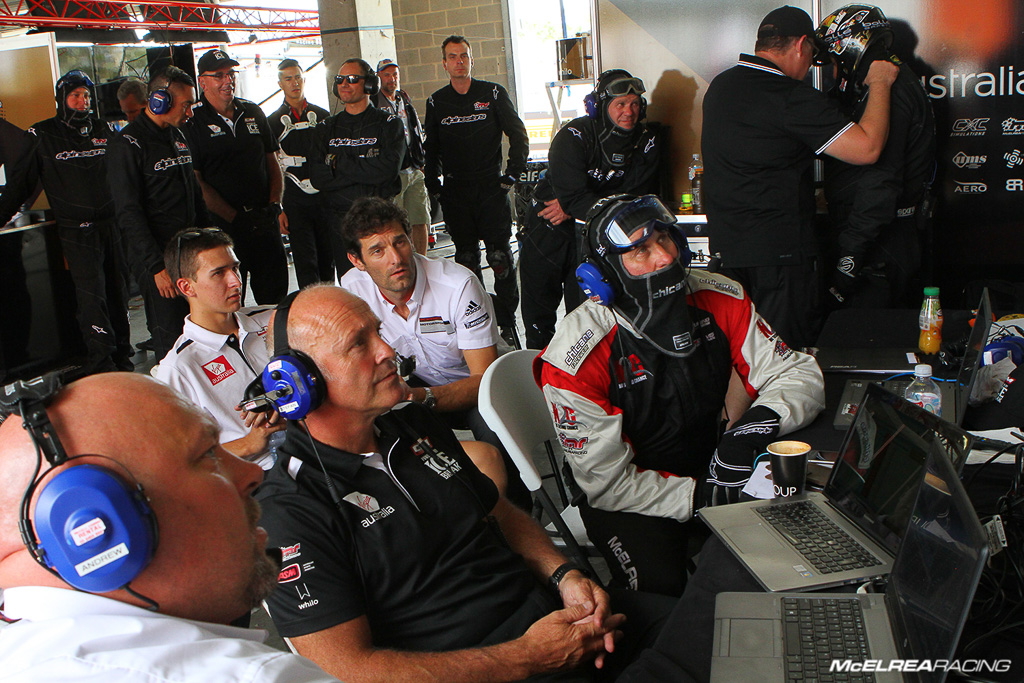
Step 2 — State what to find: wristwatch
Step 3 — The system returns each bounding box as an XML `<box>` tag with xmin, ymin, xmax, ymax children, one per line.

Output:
<box><xmin>421</xmin><ymin>387</ymin><xmax>437</xmax><ymax>409</ymax></box>
<box><xmin>549</xmin><ymin>561</ymin><xmax>586</xmax><ymax>590</ymax></box>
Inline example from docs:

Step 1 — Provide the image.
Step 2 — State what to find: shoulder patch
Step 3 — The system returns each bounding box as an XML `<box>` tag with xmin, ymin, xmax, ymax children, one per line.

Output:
<box><xmin>540</xmin><ymin>302</ymin><xmax>616</xmax><ymax>376</ymax></box>
<box><xmin>688</xmin><ymin>271</ymin><xmax>746</xmax><ymax>300</ymax></box>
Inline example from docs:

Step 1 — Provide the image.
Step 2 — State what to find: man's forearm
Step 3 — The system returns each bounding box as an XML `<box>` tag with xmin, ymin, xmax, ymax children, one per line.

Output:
<box><xmin>855</xmin><ymin>83</ymin><xmax>892</xmax><ymax>158</ymax></box>
<box><xmin>492</xmin><ymin>497</ymin><xmax>568</xmax><ymax>582</ymax></box>
<box><xmin>410</xmin><ymin>374</ymin><xmax>481</xmax><ymax>413</ymax></box>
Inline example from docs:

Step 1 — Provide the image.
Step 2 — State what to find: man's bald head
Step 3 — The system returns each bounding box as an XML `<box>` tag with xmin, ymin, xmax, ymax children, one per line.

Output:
<box><xmin>0</xmin><ymin>373</ymin><xmax>274</xmax><ymax>624</ymax></box>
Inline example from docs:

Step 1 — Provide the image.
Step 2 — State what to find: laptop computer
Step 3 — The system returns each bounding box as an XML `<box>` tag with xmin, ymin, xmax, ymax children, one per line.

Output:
<box><xmin>698</xmin><ymin>384</ymin><xmax>974</xmax><ymax>592</ymax></box>
<box><xmin>710</xmin><ymin>436</ymin><xmax>989</xmax><ymax>683</ymax></box>
<box><xmin>833</xmin><ymin>289</ymin><xmax>993</xmax><ymax>430</ymax></box>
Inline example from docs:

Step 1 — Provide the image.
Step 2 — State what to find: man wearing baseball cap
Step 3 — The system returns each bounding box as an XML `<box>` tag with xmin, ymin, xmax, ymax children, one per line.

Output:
<box><xmin>373</xmin><ymin>58</ymin><xmax>431</xmax><ymax>254</ymax></box>
<box><xmin>702</xmin><ymin>5</ymin><xmax>899</xmax><ymax>348</ymax></box>
<box><xmin>186</xmin><ymin>49</ymin><xmax>288</xmax><ymax>305</ymax></box>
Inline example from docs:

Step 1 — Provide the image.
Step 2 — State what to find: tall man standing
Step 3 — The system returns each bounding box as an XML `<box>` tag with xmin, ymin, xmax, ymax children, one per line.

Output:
<box><xmin>374</xmin><ymin>58</ymin><xmax>431</xmax><ymax>255</ymax></box>
<box><xmin>0</xmin><ymin>70</ymin><xmax>133</xmax><ymax>374</ymax></box>
<box><xmin>268</xmin><ymin>59</ymin><xmax>332</xmax><ymax>288</ymax></box>
<box><xmin>307</xmin><ymin>58</ymin><xmax>404</xmax><ymax>278</ymax></box>
<box><xmin>107</xmin><ymin>66</ymin><xmax>209</xmax><ymax>362</ymax></box>
<box><xmin>702</xmin><ymin>5</ymin><xmax>898</xmax><ymax>348</ymax></box>
<box><xmin>424</xmin><ymin>35</ymin><xmax>529</xmax><ymax>343</ymax></box>
<box><xmin>187</xmin><ymin>49</ymin><xmax>288</xmax><ymax>304</ymax></box>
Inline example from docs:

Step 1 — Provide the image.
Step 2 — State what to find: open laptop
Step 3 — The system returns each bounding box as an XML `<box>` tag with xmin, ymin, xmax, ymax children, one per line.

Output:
<box><xmin>833</xmin><ymin>289</ymin><xmax>993</xmax><ymax>429</ymax></box>
<box><xmin>698</xmin><ymin>384</ymin><xmax>974</xmax><ymax>592</ymax></box>
<box><xmin>711</xmin><ymin>436</ymin><xmax>989</xmax><ymax>683</ymax></box>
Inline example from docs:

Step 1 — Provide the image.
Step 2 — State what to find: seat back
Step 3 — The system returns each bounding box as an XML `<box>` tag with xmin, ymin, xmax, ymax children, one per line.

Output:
<box><xmin>477</xmin><ymin>349</ymin><xmax>554</xmax><ymax>492</ymax></box>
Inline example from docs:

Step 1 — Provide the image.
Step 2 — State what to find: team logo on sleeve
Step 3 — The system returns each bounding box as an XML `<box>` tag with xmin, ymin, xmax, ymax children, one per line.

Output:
<box><xmin>201</xmin><ymin>356</ymin><xmax>236</xmax><ymax>385</ymax></box>
<box><xmin>558</xmin><ymin>433</ymin><xmax>589</xmax><ymax>455</ymax></box>
<box><xmin>552</xmin><ymin>404</ymin><xmax>585</xmax><ymax>431</ymax></box>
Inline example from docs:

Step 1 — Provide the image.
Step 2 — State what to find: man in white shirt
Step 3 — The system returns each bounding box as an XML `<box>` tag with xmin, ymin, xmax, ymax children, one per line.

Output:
<box><xmin>339</xmin><ymin>196</ymin><xmax>529</xmax><ymax>506</ymax></box>
<box><xmin>0</xmin><ymin>371</ymin><xmax>336</xmax><ymax>681</ymax></box>
<box><xmin>155</xmin><ymin>227</ymin><xmax>284</xmax><ymax>468</ymax></box>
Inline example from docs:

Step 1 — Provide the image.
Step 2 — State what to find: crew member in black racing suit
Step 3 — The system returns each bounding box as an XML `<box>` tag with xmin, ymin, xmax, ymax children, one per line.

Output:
<box><xmin>307</xmin><ymin>58</ymin><xmax>404</xmax><ymax>278</ymax></box>
<box><xmin>268</xmin><ymin>58</ymin><xmax>332</xmax><ymax>288</ymax></box>
<box><xmin>0</xmin><ymin>70</ymin><xmax>133</xmax><ymax>374</ymax></box>
<box><xmin>424</xmin><ymin>35</ymin><xmax>529</xmax><ymax>344</ymax></box>
<box><xmin>519</xmin><ymin>69</ymin><xmax>663</xmax><ymax>350</ymax></box>
<box><xmin>107</xmin><ymin>66</ymin><xmax>210</xmax><ymax>362</ymax></box>
<box><xmin>537</xmin><ymin>195</ymin><xmax>824</xmax><ymax>596</ymax></box>
<box><xmin>818</xmin><ymin>5</ymin><xmax>936</xmax><ymax>309</ymax></box>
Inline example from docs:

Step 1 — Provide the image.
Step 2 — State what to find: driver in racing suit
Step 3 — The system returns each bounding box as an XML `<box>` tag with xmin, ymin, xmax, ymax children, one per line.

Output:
<box><xmin>536</xmin><ymin>194</ymin><xmax>824</xmax><ymax>596</ymax></box>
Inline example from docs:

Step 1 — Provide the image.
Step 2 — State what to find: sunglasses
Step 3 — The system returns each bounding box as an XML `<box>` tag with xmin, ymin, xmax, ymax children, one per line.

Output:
<box><xmin>176</xmin><ymin>228</ymin><xmax>225</xmax><ymax>282</ymax></box>
<box><xmin>335</xmin><ymin>74</ymin><xmax>367</xmax><ymax>85</ymax></box>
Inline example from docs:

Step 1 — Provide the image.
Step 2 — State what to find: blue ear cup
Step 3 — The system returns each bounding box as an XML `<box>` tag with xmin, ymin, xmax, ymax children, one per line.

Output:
<box><xmin>576</xmin><ymin>261</ymin><xmax>615</xmax><ymax>305</ymax></box>
<box><xmin>33</xmin><ymin>463</ymin><xmax>157</xmax><ymax>593</ymax></box>
<box><xmin>262</xmin><ymin>351</ymin><xmax>325</xmax><ymax>420</ymax></box>
<box><xmin>148</xmin><ymin>88</ymin><xmax>172</xmax><ymax>115</ymax></box>
<box><xmin>584</xmin><ymin>91</ymin><xmax>599</xmax><ymax>119</ymax></box>
<box><xmin>982</xmin><ymin>336</ymin><xmax>1024</xmax><ymax>366</ymax></box>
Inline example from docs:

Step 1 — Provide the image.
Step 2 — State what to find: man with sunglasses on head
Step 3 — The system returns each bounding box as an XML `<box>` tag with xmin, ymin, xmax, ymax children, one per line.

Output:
<box><xmin>537</xmin><ymin>195</ymin><xmax>824</xmax><ymax>597</ymax></box>
<box><xmin>108</xmin><ymin>66</ymin><xmax>210</xmax><ymax>362</ymax></box>
<box><xmin>520</xmin><ymin>68</ymin><xmax>663</xmax><ymax>350</ymax></box>
<box><xmin>186</xmin><ymin>49</ymin><xmax>288</xmax><ymax>305</ymax></box>
<box><xmin>153</xmin><ymin>227</ymin><xmax>283</xmax><ymax>469</ymax></box>
<box><xmin>307</xmin><ymin>58</ymin><xmax>405</xmax><ymax>278</ymax></box>
<box><xmin>702</xmin><ymin>5</ymin><xmax>898</xmax><ymax>349</ymax></box>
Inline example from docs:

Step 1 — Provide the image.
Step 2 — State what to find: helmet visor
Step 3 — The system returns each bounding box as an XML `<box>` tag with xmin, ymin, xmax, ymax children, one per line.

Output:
<box><xmin>602</xmin><ymin>195</ymin><xmax>677</xmax><ymax>252</ymax></box>
<box><xmin>603</xmin><ymin>75</ymin><xmax>646</xmax><ymax>99</ymax></box>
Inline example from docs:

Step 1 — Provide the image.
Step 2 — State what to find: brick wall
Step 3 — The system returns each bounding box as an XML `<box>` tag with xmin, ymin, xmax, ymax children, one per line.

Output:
<box><xmin>392</xmin><ymin>0</ymin><xmax>512</xmax><ymax>113</ymax></box>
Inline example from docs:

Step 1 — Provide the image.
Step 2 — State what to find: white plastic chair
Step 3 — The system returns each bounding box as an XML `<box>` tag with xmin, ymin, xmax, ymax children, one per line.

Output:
<box><xmin>478</xmin><ymin>349</ymin><xmax>596</xmax><ymax>573</ymax></box>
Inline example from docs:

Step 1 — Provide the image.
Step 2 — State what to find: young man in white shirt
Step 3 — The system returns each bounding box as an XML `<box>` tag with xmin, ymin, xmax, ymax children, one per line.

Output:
<box><xmin>155</xmin><ymin>227</ymin><xmax>284</xmax><ymax>468</ymax></box>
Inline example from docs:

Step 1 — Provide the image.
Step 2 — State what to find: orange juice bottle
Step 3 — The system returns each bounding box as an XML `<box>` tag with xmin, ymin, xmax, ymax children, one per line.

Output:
<box><xmin>918</xmin><ymin>287</ymin><xmax>942</xmax><ymax>354</ymax></box>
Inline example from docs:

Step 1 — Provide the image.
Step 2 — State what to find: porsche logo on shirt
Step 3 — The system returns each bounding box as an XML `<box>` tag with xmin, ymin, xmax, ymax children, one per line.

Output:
<box><xmin>201</xmin><ymin>356</ymin><xmax>236</xmax><ymax>385</ymax></box>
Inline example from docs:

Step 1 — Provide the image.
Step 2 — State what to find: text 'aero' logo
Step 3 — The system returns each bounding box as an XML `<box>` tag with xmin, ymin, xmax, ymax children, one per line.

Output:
<box><xmin>954</xmin><ymin>181</ymin><xmax>988</xmax><ymax>194</ymax></box>
<box><xmin>951</xmin><ymin>118</ymin><xmax>988</xmax><ymax>137</ymax></box>
<box><xmin>952</xmin><ymin>151</ymin><xmax>986</xmax><ymax>169</ymax></box>
<box><xmin>1003</xmin><ymin>117</ymin><xmax>1024</xmax><ymax>134</ymax></box>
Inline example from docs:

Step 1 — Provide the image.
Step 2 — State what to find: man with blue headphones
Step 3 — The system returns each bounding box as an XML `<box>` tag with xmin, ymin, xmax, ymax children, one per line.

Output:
<box><xmin>537</xmin><ymin>195</ymin><xmax>825</xmax><ymax>596</ymax></box>
<box><xmin>520</xmin><ymin>69</ymin><xmax>663</xmax><ymax>350</ymax></box>
<box><xmin>0</xmin><ymin>372</ymin><xmax>336</xmax><ymax>680</ymax></box>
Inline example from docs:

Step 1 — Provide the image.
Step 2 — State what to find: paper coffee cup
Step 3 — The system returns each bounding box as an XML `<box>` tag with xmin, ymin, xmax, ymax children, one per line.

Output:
<box><xmin>768</xmin><ymin>440</ymin><xmax>810</xmax><ymax>498</ymax></box>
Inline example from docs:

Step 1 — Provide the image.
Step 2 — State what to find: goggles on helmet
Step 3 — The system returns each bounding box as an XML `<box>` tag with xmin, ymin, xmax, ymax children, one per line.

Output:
<box><xmin>602</xmin><ymin>76</ymin><xmax>646</xmax><ymax>99</ymax></box>
<box><xmin>600</xmin><ymin>195</ymin><xmax>677</xmax><ymax>253</ymax></box>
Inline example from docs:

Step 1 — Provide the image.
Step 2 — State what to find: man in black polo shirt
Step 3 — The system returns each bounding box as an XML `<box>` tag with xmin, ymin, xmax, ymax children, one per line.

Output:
<box><xmin>424</xmin><ymin>35</ymin><xmax>529</xmax><ymax>343</ymax></box>
<box><xmin>307</xmin><ymin>58</ymin><xmax>404</xmax><ymax>279</ymax></box>
<box><xmin>187</xmin><ymin>49</ymin><xmax>287</xmax><ymax>304</ymax></box>
<box><xmin>108</xmin><ymin>66</ymin><xmax>210</xmax><ymax>362</ymax></box>
<box><xmin>257</xmin><ymin>285</ymin><xmax>673</xmax><ymax>682</ymax></box>
<box><xmin>702</xmin><ymin>5</ymin><xmax>898</xmax><ymax>348</ymax></box>
<box><xmin>268</xmin><ymin>58</ymin><xmax>332</xmax><ymax>288</ymax></box>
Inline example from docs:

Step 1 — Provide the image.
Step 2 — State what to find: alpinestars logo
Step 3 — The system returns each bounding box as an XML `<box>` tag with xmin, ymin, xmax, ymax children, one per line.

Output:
<box><xmin>55</xmin><ymin>149</ymin><xmax>105</xmax><ymax>160</ymax></box>
<box><xmin>154</xmin><ymin>155</ymin><xmax>192</xmax><ymax>171</ymax></box>
<box><xmin>952</xmin><ymin>151</ymin><xmax>986</xmax><ymax>169</ymax></box>
<box><xmin>329</xmin><ymin>137</ymin><xmax>378</xmax><ymax>147</ymax></box>
<box><xmin>441</xmin><ymin>114</ymin><xmax>487</xmax><ymax>125</ymax></box>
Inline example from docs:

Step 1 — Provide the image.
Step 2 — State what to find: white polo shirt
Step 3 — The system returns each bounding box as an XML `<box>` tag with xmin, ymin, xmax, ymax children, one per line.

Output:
<box><xmin>155</xmin><ymin>307</ymin><xmax>273</xmax><ymax>456</ymax></box>
<box><xmin>0</xmin><ymin>587</ymin><xmax>337</xmax><ymax>682</ymax></box>
<box><xmin>341</xmin><ymin>254</ymin><xmax>498</xmax><ymax>386</ymax></box>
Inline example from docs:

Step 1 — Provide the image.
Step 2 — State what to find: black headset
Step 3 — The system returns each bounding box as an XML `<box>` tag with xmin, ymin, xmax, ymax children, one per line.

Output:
<box><xmin>260</xmin><ymin>291</ymin><xmax>327</xmax><ymax>420</ymax></box>
<box><xmin>333</xmin><ymin>59</ymin><xmax>380</xmax><ymax>99</ymax></box>
<box><xmin>1</xmin><ymin>374</ymin><xmax>158</xmax><ymax>594</ymax></box>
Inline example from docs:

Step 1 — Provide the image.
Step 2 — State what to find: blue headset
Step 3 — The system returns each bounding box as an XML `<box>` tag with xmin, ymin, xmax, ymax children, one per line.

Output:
<box><xmin>260</xmin><ymin>291</ymin><xmax>326</xmax><ymax>420</ymax></box>
<box><xmin>575</xmin><ymin>194</ymin><xmax>691</xmax><ymax>307</ymax></box>
<box><xmin>2</xmin><ymin>374</ymin><xmax>158</xmax><ymax>594</ymax></box>
<box><xmin>982</xmin><ymin>335</ymin><xmax>1024</xmax><ymax>366</ymax></box>
<box><xmin>148</xmin><ymin>87</ymin><xmax>173</xmax><ymax>115</ymax></box>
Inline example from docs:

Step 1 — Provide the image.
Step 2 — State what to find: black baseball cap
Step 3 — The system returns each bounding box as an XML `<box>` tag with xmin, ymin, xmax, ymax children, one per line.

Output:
<box><xmin>197</xmin><ymin>49</ymin><xmax>239</xmax><ymax>74</ymax></box>
<box><xmin>757</xmin><ymin>5</ymin><xmax>815</xmax><ymax>39</ymax></box>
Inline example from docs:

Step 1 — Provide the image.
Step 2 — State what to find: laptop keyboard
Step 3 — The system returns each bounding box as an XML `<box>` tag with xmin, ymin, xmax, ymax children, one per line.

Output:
<box><xmin>755</xmin><ymin>502</ymin><xmax>883</xmax><ymax>575</ymax></box>
<box><xmin>782</xmin><ymin>596</ymin><xmax>875</xmax><ymax>683</ymax></box>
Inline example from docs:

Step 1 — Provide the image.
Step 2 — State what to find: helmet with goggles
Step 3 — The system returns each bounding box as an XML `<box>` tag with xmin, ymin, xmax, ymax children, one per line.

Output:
<box><xmin>814</xmin><ymin>4</ymin><xmax>893</xmax><ymax>80</ymax></box>
<box><xmin>585</xmin><ymin>69</ymin><xmax>647</xmax><ymax>124</ymax></box>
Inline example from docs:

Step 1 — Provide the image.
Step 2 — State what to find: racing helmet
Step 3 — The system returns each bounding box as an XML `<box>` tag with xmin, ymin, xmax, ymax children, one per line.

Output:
<box><xmin>55</xmin><ymin>70</ymin><xmax>95</xmax><ymax>125</ymax></box>
<box><xmin>814</xmin><ymin>4</ymin><xmax>893</xmax><ymax>80</ymax></box>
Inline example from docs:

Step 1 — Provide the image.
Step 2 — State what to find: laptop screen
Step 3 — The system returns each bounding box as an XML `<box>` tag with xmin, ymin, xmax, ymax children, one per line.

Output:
<box><xmin>886</xmin><ymin>437</ymin><xmax>988</xmax><ymax>682</ymax></box>
<box><xmin>954</xmin><ymin>288</ymin><xmax>993</xmax><ymax>423</ymax></box>
<box><xmin>825</xmin><ymin>385</ymin><xmax>973</xmax><ymax>555</ymax></box>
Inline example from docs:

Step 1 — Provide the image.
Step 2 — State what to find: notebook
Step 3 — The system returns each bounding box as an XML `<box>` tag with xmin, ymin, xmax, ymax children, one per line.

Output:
<box><xmin>711</xmin><ymin>436</ymin><xmax>988</xmax><ymax>683</ymax></box>
<box><xmin>698</xmin><ymin>384</ymin><xmax>973</xmax><ymax>592</ymax></box>
<box><xmin>832</xmin><ymin>289</ymin><xmax>993</xmax><ymax>430</ymax></box>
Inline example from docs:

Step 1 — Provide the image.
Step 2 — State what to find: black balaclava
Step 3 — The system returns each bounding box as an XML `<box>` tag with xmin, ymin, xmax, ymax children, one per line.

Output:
<box><xmin>593</xmin><ymin>70</ymin><xmax>647</xmax><ymax>169</ymax></box>
<box><xmin>585</xmin><ymin>194</ymin><xmax>697</xmax><ymax>357</ymax></box>
<box><xmin>55</xmin><ymin>70</ymin><xmax>94</xmax><ymax>130</ymax></box>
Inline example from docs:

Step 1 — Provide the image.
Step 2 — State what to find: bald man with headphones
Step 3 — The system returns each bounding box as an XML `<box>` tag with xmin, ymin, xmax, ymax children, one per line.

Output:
<box><xmin>0</xmin><ymin>372</ymin><xmax>336</xmax><ymax>681</ymax></box>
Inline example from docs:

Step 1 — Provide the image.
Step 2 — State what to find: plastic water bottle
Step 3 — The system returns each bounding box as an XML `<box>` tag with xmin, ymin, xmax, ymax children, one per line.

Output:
<box><xmin>688</xmin><ymin>153</ymin><xmax>704</xmax><ymax>214</ymax></box>
<box><xmin>918</xmin><ymin>287</ymin><xmax>943</xmax><ymax>355</ymax></box>
<box><xmin>904</xmin><ymin>364</ymin><xmax>942</xmax><ymax>416</ymax></box>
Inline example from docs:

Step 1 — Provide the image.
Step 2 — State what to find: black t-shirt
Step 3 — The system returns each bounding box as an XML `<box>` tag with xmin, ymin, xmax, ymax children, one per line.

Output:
<box><xmin>702</xmin><ymin>54</ymin><xmax>853</xmax><ymax>268</ymax></box>
<box><xmin>257</xmin><ymin>403</ymin><xmax>537</xmax><ymax>649</ymax></box>
<box><xmin>186</xmin><ymin>95</ymin><xmax>279</xmax><ymax>209</ymax></box>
